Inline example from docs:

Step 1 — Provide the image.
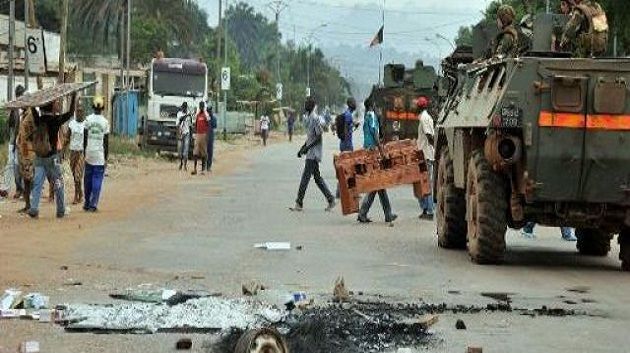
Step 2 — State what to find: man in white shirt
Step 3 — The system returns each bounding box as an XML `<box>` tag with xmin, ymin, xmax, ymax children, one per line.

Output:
<box><xmin>177</xmin><ymin>102</ymin><xmax>191</xmax><ymax>171</ymax></box>
<box><xmin>260</xmin><ymin>114</ymin><xmax>270</xmax><ymax>146</ymax></box>
<box><xmin>67</xmin><ymin>100</ymin><xmax>86</xmax><ymax>204</ymax></box>
<box><xmin>83</xmin><ymin>96</ymin><xmax>110</xmax><ymax>212</ymax></box>
<box><xmin>416</xmin><ymin>96</ymin><xmax>435</xmax><ymax>220</ymax></box>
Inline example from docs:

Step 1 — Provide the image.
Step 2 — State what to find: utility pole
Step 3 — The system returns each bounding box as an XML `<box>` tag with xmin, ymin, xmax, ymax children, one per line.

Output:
<box><xmin>24</xmin><ymin>0</ymin><xmax>30</xmax><ymax>91</ymax></box>
<box><xmin>546</xmin><ymin>0</ymin><xmax>550</xmax><ymax>14</ymax></box>
<box><xmin>267</xmin><ymin>0</ymin><xmax>287</xmax><ymax>108</ymax></box>
<box><xmin>8</xmin><ymin>0</ymin><xmax>15</xmax><ymax>101</ymax></box>
<box><xmin>223</xmin><ymin>0</ymin><xmax>228</xmax><ymax>140</ymax></box>
<box><xmin>58</xmin><ymin>0</ymin><xmax>69</xmax><ymax>84</ymax></box>
<box><xmin>216</xmin><ymin>0</ymin><xmax>222</xmax><ymax>109</ymax></box>
<box><xmin>126</xmin><ymin>0</ymin><xmax>131</xmax><ymax>87</ymax></box>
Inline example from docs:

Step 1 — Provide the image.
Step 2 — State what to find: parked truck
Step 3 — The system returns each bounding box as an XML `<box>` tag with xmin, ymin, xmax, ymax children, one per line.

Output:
<box><xmin>435</xmin><ymin>14</ymin><xmax>630</xmax><ymax>270</ymax></box>
<box><xmin>143</xmin><ymin>58</ymin><xmax>208</xmax><ymax>152</ymax></box>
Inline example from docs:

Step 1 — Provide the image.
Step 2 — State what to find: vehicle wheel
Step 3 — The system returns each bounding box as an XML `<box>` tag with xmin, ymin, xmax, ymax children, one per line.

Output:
<box><xmin>436</xmin><ymin>148</ymin><xmax>467</xmax><ymax>249</ymax></box>
<box><xmin>618</xmin><ymin>228</ymin><xmax>630</xmax><ymax>272</ymax></box>
<box><xmin>576</xmin><ymin>228</ymin><xmax>612</xmax><ymax>256</ymax></box>
<box><xmin>465</xmin><ymin>150</ymin><xmax>508</xmax><ymax>264</ymax></box>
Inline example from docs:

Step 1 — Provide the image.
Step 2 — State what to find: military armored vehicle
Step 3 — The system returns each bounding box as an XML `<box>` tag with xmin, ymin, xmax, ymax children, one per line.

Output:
<box><xmin>367</xmin><ymin>61</ymin><xmax>437</xmax><ymax>142</ymax></box>
<box><xmin>435</xmin><ymin>14</ymin><xmax>630</xmax><ymax>270</ymax></box>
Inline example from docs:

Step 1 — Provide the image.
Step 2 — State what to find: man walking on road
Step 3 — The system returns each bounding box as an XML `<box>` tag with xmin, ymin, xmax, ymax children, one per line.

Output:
<box><xmin>28</xmin><ymin>95</ymin><xmax>77</xmax><ymax>219</ymax></box>
<box><xmin>417</xmin><ymin>96</ymin><xmax>435</xmax><ymax>220</ymax></box>
<box><xmin>206</xmin><ymin>105</ymin><xmax>217</xmax><ymax>172</ymax></box>
<box><xmin>290</xmin><ymin>96</ymin><xmax>335</xmax><ymax>212</ymax></box>
<box><xmin>83</xmin><ymin>96</ymin><xmax>110</xmax><ymax>212</ymax></box>
<box><xmin>357</xmin><ymin>98</ymin><xmax>397</xmax><ymax>224</ymax></box>
<box><xmin>260</xmin><ymin>113</ymin><xmax>270</xmax><ymax>146</ymax></box>
<box><xmin>287</xmin><ymin>111</ymin><xmax>296</xmax><ymax>142</ymax></box>
<box><xmin>67</xmin><ymin>100</ymin><xmax>86</xmax><ymax>205</ymax></box>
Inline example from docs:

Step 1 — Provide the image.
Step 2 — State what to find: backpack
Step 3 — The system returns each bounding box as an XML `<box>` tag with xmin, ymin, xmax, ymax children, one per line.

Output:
<box><xmin>335</xmin><ymin>114</ymin><xmax>346</xmax><ymax>140</ymax></box>
<box><xmin>32</xmin><ymin>122</ymin><xmax>52</xmax><ymax>157</ymax></box>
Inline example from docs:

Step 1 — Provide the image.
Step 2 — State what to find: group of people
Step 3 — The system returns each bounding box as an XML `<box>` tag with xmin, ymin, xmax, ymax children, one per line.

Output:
<box><xmin>176</xmin><ymin>101</ymin><xmax>217</xmax><ymax>175</ymax></box>
<box><xmin>7</xmin><ymin>85</ymin><xmax>109</xmax><ymax>219</ymax></box>
<box><xmin>289</xmin><ymin>94</ymin><xmax>436</xmax><ymax>225</ymax></box>
<box><xmin>492</xmin><ymin>0</ymin><xmax>608</xmax><ymax>58</ymax></box>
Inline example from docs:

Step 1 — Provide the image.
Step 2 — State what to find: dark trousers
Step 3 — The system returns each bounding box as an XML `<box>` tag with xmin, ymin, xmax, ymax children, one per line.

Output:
<box><xmin>84</xmin><ymin>163</ymin><xmax>105</xmax><ymax>210</ymax></box>
<box><xmin>296</xmin><ymin>159</ymin><xmax>333</xmax><ymax>207</ymax></box>
<box><xmin>359</xmin><ymin>190</ymin><xmax>393</xmax><ymax>220</ymax></box>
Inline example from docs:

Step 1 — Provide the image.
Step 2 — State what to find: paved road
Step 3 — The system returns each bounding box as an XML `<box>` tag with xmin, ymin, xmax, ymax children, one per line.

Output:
<box><xmin>4</xmin><ymin>134</ymin><xmax>630</xmax><ymax>353</ymax></box>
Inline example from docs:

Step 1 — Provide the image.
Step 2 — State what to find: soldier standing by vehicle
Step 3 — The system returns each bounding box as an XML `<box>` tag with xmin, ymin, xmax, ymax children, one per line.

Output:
<box><xmin>357</xmin><ymin>98</ymin><xmax>396</xmax><ymax>224</ymax></box>
<box><xmin>560</xmin><ymin>0</ymin><xmax>609</xmax><ymax>57</ymax></box>
<box><xmin>493</xmin><ymin>5</ymin><xmax>519</xmax><ymax>58</ymax></box>
<box><xmin>416</xmin><ymin>96</ymin><xmax>435</xmax><ymax>220</ymax></box>
<box><xmin>290</xmin><ymin>96</ymin><xmax>335</xmax><ymax>212</ymax></box>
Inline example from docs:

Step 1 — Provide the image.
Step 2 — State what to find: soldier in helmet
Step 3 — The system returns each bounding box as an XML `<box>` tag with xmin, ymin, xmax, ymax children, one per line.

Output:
<box><xmin>560</xmin><ymin>0</ymin><xmax>609</xmax><ymax>57</ymax></box>
<box><xmin>493</xmin><ymin>5</ymin><xmax>519</xmax><ymax>58</ymax></box>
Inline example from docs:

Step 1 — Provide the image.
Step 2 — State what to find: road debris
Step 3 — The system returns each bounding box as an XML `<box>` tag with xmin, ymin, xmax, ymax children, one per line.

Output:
<box><xmin>109</xmin><ymin>288</ymin><xmax>217</xmax><ymax>306</ymax></box>
<box><xmin>63</xmin><ymin>297</ymin><xmax>284</xmax><ymax>334</ymax></box>
<box><xmin>19</xmin><ymin>341</ymin><xmax>39</xmax><ymax>353</ymax></box>
<box><xmin>455</xmin><ymin>319</ymin><xmax>466</xmax><ymax>330</ymax></box>
<box><xmin>1</xmin><ymin>289</ymin><xmax>22</xmax><ymax>310</ymax></box>
<box><xmin>23</xmin><ymin>293</ymin><xmax>49</xmax><ymax>309</ymax></box>
<box><xmin>242</xmin><ymin>281</ymin><xmax>266</xmax><ymax>296</ymax></box>
<box><xmin>467</xmin><ymin>347</ymin><xmax>482</xmax><ymax>353</ymax></box>
<box><xmin>176</xmin><ymin>338</ymin><xmax>193</xmax><ymax>350</ymax></box>
<box><xmin>63</xmin><ymin>279</ymin><xmax>83</xmax><ymax>286</ymax></box>
<box><xmin>254</xmin><ymin>242</ymin><xmax>292</xmax><ymax>250</ymax></box>
<box><xmin>333</xmin><ymin>277</ymin><xmax>350</xmax><ymax>302</ymax></box>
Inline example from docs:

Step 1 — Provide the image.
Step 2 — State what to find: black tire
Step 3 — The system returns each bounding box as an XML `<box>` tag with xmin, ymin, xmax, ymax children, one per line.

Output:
<box><xmin>436</xmin><ymin>148</ymin><xmax>467</xmax><ymax>249</ymax></box>
<box><xmin>465</xmin><ymin>150</ymin><xmax>508</xmax><ymax>264</ymax></box>
<box><xmin>576</xmin><ymin>228</ymin><xmax>612</xmax><ymax>256</ymax></box>
<box><xmin>619</xmin><ymin>228</ymin><xmax>630</xmax><ymax>272</ymax></box>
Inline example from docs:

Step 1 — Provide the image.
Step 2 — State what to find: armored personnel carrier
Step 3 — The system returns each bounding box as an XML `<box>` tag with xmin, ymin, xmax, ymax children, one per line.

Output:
<box><xmin>435</xmin><ymin>14</ymin><xmax>630</xmax><ymax>270</ymax></box>
<box><xmin>367</xmin><ymin>61</ymin><xmax>437</xmax><ymax>142</ymax></box>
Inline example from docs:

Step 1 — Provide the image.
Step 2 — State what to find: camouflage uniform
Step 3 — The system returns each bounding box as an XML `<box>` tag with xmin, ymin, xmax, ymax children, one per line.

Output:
<box><xmin>561</xmin><ymin>0</ymin><xmax>609</xmax><ymax>57</ymax></box>
<box><xmin>494</xmin><ymin>25</ymin><xmax>519</xmax><ymax>57</ymax></box>
<box><xmin>493</xmin><ymin>5</ymin><xmax>520</xmax><ymax>58</ymax></box>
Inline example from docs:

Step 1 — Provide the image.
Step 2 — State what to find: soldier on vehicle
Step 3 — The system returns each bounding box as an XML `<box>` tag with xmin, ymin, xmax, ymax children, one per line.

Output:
<box><xmin>560</xmin><ymin>0</ymin><xmax>609</xmax><ymax>57</ymax></box>
<box><xmin>492</xmin><ymin>5</ymin><xmax>519</xmax><ymax>58</ymax></box>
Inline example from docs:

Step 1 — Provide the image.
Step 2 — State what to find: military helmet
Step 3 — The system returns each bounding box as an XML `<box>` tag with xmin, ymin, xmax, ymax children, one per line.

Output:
<box><xmin>93</xmin><ymin>95</ymin><xmax>105</xmax><ymax>110</ymax></box>
<box><xmin>497</xmin><ymin>5</ymin><xmax>516</xmax><ymax>26</ymax></box>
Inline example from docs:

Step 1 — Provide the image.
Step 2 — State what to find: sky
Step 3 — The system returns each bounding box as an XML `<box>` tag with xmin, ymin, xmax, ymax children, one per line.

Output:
<box><xmin>198</xmin><ymin>0</ymin><xmax>492</xmax><ymax>51</ymax></box>
<box><xmin>196</xmin><ymin>0</ymin><xmax>493</xmax><ymax>95</ymax></box>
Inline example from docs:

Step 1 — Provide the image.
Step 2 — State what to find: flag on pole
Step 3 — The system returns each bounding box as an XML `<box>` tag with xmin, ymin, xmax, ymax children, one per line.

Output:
<box><xmin>369</xmin><ymin>25</ymin><xmax>384</xmax><ymax>47</ymax></box>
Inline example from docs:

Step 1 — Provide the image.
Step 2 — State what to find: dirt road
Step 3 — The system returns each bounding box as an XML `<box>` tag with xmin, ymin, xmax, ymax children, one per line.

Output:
<box><xmin>1</xmin><ymin>133</ymin><xmax>629</xmax><ymax>353</ymax></box>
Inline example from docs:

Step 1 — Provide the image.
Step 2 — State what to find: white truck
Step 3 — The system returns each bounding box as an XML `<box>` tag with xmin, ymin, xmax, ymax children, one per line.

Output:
<box><xmin>143</xmin><ymin>58</ymin><xmax>208</xmax><ymax>152</ymax></box>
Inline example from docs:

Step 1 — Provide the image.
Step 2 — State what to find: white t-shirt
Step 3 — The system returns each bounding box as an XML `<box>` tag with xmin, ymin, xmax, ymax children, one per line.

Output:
<box><xmin>260</xmin><ymin>115</ymin><xmax>270</xmax><ymax>130</ymax></box>
<box><xmin>84</xmin><ymin>114</ymin><xmax>110</xmax><ymax>166</ymax></box>
<box><xmin>177</xmin><ymin>111</ymin><xmax>191</xmax><ymax>136</ymax></box>
<box><xmin>417</xmin><ymin>110</ymin><xmax>435</xmax><ymax>161</ymax></box>
<box><xmin>68</xmin><ymin>118</ymin><xmax>86</xmax><ymax>151</ymax></box>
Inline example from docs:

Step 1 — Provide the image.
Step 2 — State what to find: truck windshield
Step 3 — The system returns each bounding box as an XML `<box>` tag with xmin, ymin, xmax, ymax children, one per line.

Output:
<box><xmin>152</xmin><ymin>71</ymin><xmax>206</xmax><ymax>97</ymax></box>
